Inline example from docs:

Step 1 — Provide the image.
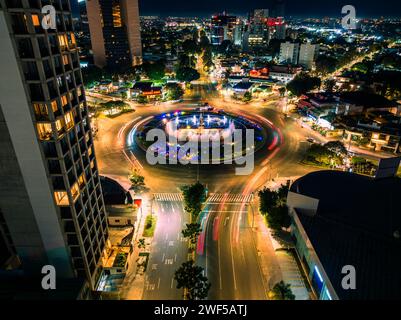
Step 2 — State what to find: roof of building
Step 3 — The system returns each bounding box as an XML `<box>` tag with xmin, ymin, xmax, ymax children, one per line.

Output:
<box><xmin>100</xmin><ymin>176</ymin><xmax>132</xmax><ymax>206</ymax></box>
<box><xmin>340</xmin><ymin>92</ymin><xmax>397</xmax><ymax>108</ymax></box>
<box><xmin>132</xmin><ymin>81</ymin><xmax>153</xmax><ymax>91</ymax></box>
<box><xmin>290</xmin><ymin>170</ymin><xmax>401</xmax><ymax>300</ymax></box>
<box><xmin>233</xmin><ymin>82</ymin><xmax>254</xmax><ymax>90</ymax></box>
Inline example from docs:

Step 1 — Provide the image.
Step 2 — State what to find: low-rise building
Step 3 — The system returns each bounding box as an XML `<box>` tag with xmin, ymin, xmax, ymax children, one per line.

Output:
<box><xmin>287</xmin><ymin>170</ymin><xmax>401</xmax><ymax>300</ymax></box>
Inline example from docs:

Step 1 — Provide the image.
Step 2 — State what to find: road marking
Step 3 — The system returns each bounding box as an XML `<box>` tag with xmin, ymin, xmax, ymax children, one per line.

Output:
<box><xmin>230</xmin><ymin>213</ymin><xmax>238</xmax><ymax>291</ymax></box>
<box><xmin>224</xmin><ymin>216</ymin><xmax>230</xmax><ymax>226</ymax></box>
<box><xmin>165</xmin><ymin>259</ymin><xmax>173</xmax><ymax>265</ymax></box>
<box><xmin>169</xmin><ymin>241</ymin><xmax>174</xmax><ymax>246</ymax></box>
<box><xmin>157</xmin><ymin>278</ymin><xmax>160</xmax><ymax>289</ymax></box>
<box><xmin>162</xmin><ymin>253</ymin><xmax>165</xmax><ymax>262</ymax></box>
<box><xmin>174</xmin><ymin>254</ymin><xmax>177</xmax><ymax>262</ymax></box>
<box><xmin>170</xmin><ymin>277</ymin><xmax>174</xmax><ymax>289</ymax></box>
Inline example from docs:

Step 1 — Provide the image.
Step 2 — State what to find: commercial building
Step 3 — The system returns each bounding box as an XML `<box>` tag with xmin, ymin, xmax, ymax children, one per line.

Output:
<box><xmin>279</xmin><ymin>41</ymin><xmax>300</xmax><ymax>65</ymax></box>
<box><xmin>287</xmin><ymin>170</ymin><xmax>401</xmax><ymax>300</ymax></box>
<box><xmin>0</xmin><ymin>0</ymin><xmax>108</xmax><ymax>298</ymax></box>
<box><xmin>210</xmin><ymin>12</ymin><xmax>237</xmax><ymax>45</ymax></box>
<box><xmin>86</xmin><ymin>0</ymin><xmax>142</xmax><ymax>68</ymax></box>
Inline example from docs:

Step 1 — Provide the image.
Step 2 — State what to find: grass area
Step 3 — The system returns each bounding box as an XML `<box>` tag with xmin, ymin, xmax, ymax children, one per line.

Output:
<box><xmin>142</xmin><ymin>215</ymin><xmax>157</xmax><ymax>237</ymax></box>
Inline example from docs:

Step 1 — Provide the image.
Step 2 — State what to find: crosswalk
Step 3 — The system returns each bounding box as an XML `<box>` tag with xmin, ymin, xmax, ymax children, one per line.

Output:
<box><xmin>206</xmin><ymin>193</ymin><xmax>253</xmax><ymax>204</ymax></box>
<box><xmin>153</xmin><ymin>193</ymin><xmax>183</xmax><ymax>202</ymax></box>
<box><xmin>153</xmin><ymin>192</ymin><xmax>253</xmax><ymax>204</ymax></box>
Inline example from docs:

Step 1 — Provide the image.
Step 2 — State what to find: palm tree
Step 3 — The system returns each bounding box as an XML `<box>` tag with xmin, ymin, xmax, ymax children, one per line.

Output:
<box><xmin>269</xmin><ymin>281</ymin><xmax>296</xmax><ymax>300</ymax></box>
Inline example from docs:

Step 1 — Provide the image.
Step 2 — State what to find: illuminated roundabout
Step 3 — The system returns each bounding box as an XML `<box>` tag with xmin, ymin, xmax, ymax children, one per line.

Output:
<box><xmin>124</xmin><ymin>107</ymin><xmax>282</xmax><ymax>178</ymax></box>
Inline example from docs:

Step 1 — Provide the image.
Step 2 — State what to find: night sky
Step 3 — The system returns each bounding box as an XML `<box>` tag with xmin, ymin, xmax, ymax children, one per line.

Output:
<box><xmin>71</xmin><ymin>0</ymin><xmax>401</xmax><ymax>18</ymax></box>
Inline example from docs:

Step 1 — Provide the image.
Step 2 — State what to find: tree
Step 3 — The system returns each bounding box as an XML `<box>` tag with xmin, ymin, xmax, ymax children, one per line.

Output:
<box><xmin>305</xmin><ymin>143</ymin><xmax>343</xmax><ymax>167</ymax></box>
<box><xmin>176</xmin><ymin>67</ymin><xmax>200</xmax><ymax>83</ymax></box>
<box><xmin>142</xmin><ymin>60</ymin><xmax>166</xmax><ymax>80</ymax></box>
<box><xmin>315</xmin><ymin>55</ymin><xmax>338</xmax><ymax>75</ymax></box>
<box><xmin>286</xmin><ymin>72</ymin><xmax>321</xmax><ymax>96</ymax></box>
<box><xmin>242</xmin><ymin>91</ymin><xmax>252</xmax><ymax>102</ymax></box>
<box><xmin>182</xmin><ymin>39</ymin><xmax>198</xmax><ymax>55</ymax></box>
<box><xmin>164</xmin><ymin>82</ymin><xmax>184</xmax><ymax>101</ymax></box>
<box><xmin>323</xmin><ymin>79</ymin><xmax>336</xmax><ymax>93</ymax></box>
<box><xmin>137</xmin><ymin>238</ymin><xmax>146</xmax><ymax>250</ymax></box>
<box><xmin>174</xmin><ymin>260</ymin><xmax>211</xmax><ymax>300</ymax></box>
<box><xmin>269</xmin><ymin>281</ymin><xmax>295</xmax><ymax>300</ymax></box>
<box><xmin>100</xmin><ymin>100</ymin><xmax>130</xmax><ymax>114</ymax></box>
<box><xmin>181</xmin><ymin>182</ymin><xmax>206</xmax><ymax>219</ymax></box>
<box><xmin>324</xmin><ymin>141</ymin><xmax>347</xmax><ymax>156</ymax></box>
<box><xmin>182</xmin><ymin>223</ymin><xmax>202</xmax><ymax>245</ymax></box>
<box><xmin>258</xmin><ymin>185</ymin><xmax>290</xmax><ymax>231</ymax></box>
<box><xmin>129</xmin><ymin>170</ymin><xmax>148</xmax><ymax>193</ymax></box>
<box><xmin>137</xmin><ymin>95</ymin><xmax>148</xmax><ymax>104</ymax></box>
<box><xmin>82</xmin><ymin>65</ymin><xmax>110</xmax><ymax>87</ymax></box>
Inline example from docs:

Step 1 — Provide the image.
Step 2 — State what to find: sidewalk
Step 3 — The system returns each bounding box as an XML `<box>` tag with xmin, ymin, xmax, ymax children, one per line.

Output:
<box><xmin>119</xmin><ymin>193</ymin><xmax>152</xmax><ymax>300</ymax></box>
<box><xmin>250</xmin><ymin>204</ymin><xmax>282</xmax><ymax>293</ymax></box>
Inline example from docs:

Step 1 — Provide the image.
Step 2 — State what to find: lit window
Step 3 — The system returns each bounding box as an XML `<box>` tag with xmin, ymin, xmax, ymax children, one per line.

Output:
<box><xmin>112</xmin><ymin>4</ymin><xmax>122</xmax><ymax>27</ymax></box>
<box><xmin>78</xmin><ymin>174</ymin><xmax>86</xmax><ymax>188</ymax></box>
<box><xmin>71</xmin><ymin>182</ymin><xmax>80</xmax><ymax>200</ymax></box>
<box><xmin>62</xmin><ymin>54</ymin><xmax>69</xmax><ymax>65</ymax></box>
<box><xmin>55</xmin><ymin>119</ymin><xmax>64</xmax><ymax>132</ymax></box>
<box><xmin>33</xmin><ymin>103</ymin><xmax>48</xmax><ymax>116</ymax></box>
<box><xmin>61</xmin><ymin>95</ymin><xmax>68</xmax><ymax>106</ymax></box>
<box><xmin>54</xmin><ymin>191</ymin><xmax>69</xmax><ymax>206</ymax></box>
<box><xmin>32</xmin><ymin>14</ymin><xmax>40</xmax><ymax>27</ymax></box>
<box><xmin>37</xmin><ymin>123</ymin><xmax>53</xmax><ymax>140</ymax></box>
<box><xmin>51</xmin><ymin>100</ymin><xmax>58</xmax><ymax>112</ymax></box>
<box><xmin>64</xmin><ymin>111</ymin><xmax>74</xmax><ymax>129</ymax></box>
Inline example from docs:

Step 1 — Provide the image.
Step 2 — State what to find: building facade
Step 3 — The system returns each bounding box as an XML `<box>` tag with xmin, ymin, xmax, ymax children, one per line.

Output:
<box><xmin>0</xmin><ymin>0</ymin><xmax>108</xmax><ymax>294</ymax></box>
<box><xmin>86</xmin><ymin>0</ymin><xmax>142</xmax><ymax>68</ymax></box>
<box><xmin>299</xmin><ymin>43</ymin><xmax>319</xmax><ymax>70</ymax></box>
<box><xmin>279</xmin><ymin>41</ymin><xmax>300</xmax><ymax>65</ymax></box>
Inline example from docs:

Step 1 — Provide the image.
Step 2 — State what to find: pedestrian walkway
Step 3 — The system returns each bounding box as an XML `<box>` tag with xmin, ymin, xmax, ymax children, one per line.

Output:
<box><xmin>207</xmin><ymin>193</ymin><xmax>253</xmax><ymax>204</ymax></box>
<box><xmin>153</xmin><ymin>193</ymin><xmax>183</xmax><ymax>202</ymax></box>
<box><xmin>276</xmin><ymin>250</ymin><xmax>310</xmax><ymax>300</ymax></box>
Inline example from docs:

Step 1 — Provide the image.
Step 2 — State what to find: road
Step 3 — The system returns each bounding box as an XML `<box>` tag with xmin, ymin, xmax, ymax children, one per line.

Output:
<box><xmin>142</xmin><ymin>198</ymin><xmax>188</xmax><ymax>299</ymax></box>
<box><xmin>91</xmin><ymin>79</ymin><xmax>337</xmax><ymax>300</ymax></box>
<box><xmin>196</xmin><ymin>198</ymin><xmax>267</xmax><ymax>300</ymax></box>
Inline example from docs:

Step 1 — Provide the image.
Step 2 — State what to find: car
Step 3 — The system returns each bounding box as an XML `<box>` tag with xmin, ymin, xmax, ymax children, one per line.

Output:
<box><xmin>306</xmin><ymin>137</ymin><xmax>315</xmax><ymax>143</ymax></box>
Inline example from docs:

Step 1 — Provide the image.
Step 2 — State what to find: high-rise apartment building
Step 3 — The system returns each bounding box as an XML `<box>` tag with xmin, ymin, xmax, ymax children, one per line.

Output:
<box><xmin>0</xmin><ymin>0</ymin><xmax>108</xmax><ymax>296</ymax></box>
<box><xmin>299</xmin><ymin>43</ymin><xmax>320</xmax><ymax>70</ymax></box>
<box><xmin>279</xmin><ymin>41</ymin><xmax>300</xmax><ymax>65</ymax></box>
<box><xmin>86</xmin><ymin>0</ymin><xmax>142</xmax><ymax>68</ymax></box>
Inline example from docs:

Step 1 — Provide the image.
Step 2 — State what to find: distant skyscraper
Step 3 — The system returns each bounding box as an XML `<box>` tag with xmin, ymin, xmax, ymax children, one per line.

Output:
<box><xmin>279</xmin><ymin>41</ymin><xmax>300</xmax><ymax>65</ymax></box>
<box><xmin>247</xmin><ymin>9</ymin><xmax>269</xmax><ymax>48</ymax></box>
<box><xmin>210</xmin><ymin>13</ymin><xmax>237</xmax><ymax>45</ymax></box>
<box><xmin>0</xmin><ymin>0</ymin><xmax>108</xmax><ymax>296</ymax></box>
<box><xmin>299</xmin><ymin>43</ymin><xmax>320</xmax><ymax>69</ymax></box>
<box><xmin>78</xmin><ymin>0</ymin><xmax>90</xmax><ymax>34</ymax></box>
<box><xmin>86</xmin><ymin>0</ymin><xmax>143</xmax><ymax>68</ymax></box>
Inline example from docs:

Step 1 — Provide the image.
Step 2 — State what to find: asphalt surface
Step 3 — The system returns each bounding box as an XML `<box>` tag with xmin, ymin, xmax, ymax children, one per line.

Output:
<box><xmin>142</xmin><ymin>199</ymin><xmax>188</xmax><ymax>299</ymax></box>
<box><xmin>92</xmin><ymin>80</ymin><xmax>326</xmax><ymax>300</ymax></box>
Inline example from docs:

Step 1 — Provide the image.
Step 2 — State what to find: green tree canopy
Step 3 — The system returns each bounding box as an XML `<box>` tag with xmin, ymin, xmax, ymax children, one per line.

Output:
<box><xmin>286</xmin><ymin>72</ymin><xmax>321</xmax><ymax>96</ymax></box>
<box><xmin>142</xmin><ymin>60</ymin><xmax>166</xmax><ymax>80</ymax></box>
<box><xmin>181</xmin><ymin>182</ymin><xmax>206</xmax><ymax>219</ymax></box>
<box><xmin>164</xmin><ymin>82</ymin><xmax>184</xmax><ymax>101</ymax></box>
<box><xmin>176</xmin><ymin>67</ymin><xmax>200</xmax><ymax>83</ymax></box>
<box><xmin>270</xmin><ymin>281</ymin><xmax>295</xmax><ymax>300</ymax></box>
<box><xmin>182</xmin><ymin>223</ymin><xmax>202</xmax><ymax>245</ymax></box>
<box><xmin>174</xmin><ymin>260</ymin><xmax>211</xmax><ymax>300</ymax></box>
